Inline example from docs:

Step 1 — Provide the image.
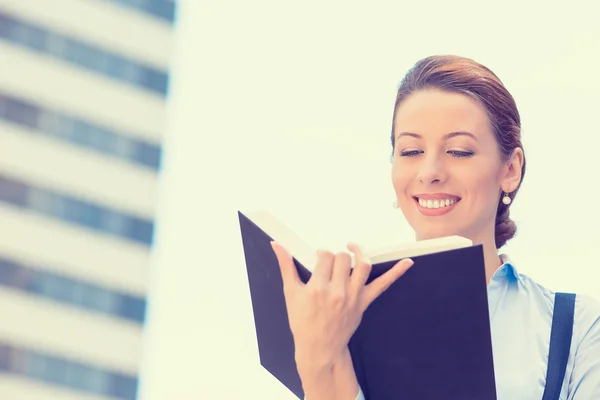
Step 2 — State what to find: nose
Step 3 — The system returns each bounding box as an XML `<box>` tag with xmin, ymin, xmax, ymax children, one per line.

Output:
<box><xmin>416</xmin><ymin>153</ymin><xmax>447</xmax><ymax>185</ymax></box>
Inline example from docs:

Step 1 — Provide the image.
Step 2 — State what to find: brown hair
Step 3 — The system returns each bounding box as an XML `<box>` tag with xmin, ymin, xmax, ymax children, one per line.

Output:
<box><xmin>390</xmin><ymin>55</ymin><xmax>526</xmax><ymax>248</ymax></box>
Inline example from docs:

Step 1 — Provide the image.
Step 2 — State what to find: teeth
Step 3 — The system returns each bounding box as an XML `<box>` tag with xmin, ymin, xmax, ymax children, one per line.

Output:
<box><xmin>418</xmin><ymin>198</ymin><xmax>457</xmax><ymax>209</ymax></box>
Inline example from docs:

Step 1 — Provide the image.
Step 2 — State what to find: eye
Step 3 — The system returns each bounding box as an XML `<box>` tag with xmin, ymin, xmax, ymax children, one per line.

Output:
<box><xmin>399</xmin><ymin>149</ymin><xmax>423</xmax><ymax>157</ymax></box>
<box><xmin>447</xmin><ymin>150</ymin><xmax>474</xmax><ymax>158</ymax></box>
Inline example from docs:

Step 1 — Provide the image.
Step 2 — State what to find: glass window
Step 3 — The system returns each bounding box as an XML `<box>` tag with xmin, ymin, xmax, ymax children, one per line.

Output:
<box><xmin>61</xmin><ymin>197</ymin><xmax>103</xmax><ymax>230</ymax></box>
<box><xmin>44</xmin><ymin>31</ymin><xmax>68</xmax><ymax>59</ymax></box>
<box><xmin>57</xmin><ymin>115</ymin><xmax>79</xmax><ymax>143</ymax></box>
<box><xmin>102</xmin><ymin>211</ymin><xmax>129</xmax><ymax>237</ymax></box>
<box><xmin>66</xmin><ymin>362</ymin><xmax>110</xmax><ymax>395</ymax></box>
<box><xmin>0</xmin><ymin>11</ymin><xmax>169</xmax><ymax>95</ymax></box>
<box><xmin>135</xmin><ymin>142</ymin><xmax>162</xmax><ymax>169</ymax></box>
<box><xmin>113</xmin><ymin>0</ymin><xmax>176</xmax><ymax>23</ymax></box>
<box><xmin>37</xmin><ymin>109</ymin><xmax>62</xmax><ymax>136</ymax></box>
<box><xmin>105</xmin><ymin>53</ymin><xmax>127</xmax><ymax>80</ymax></box>
<box><xmin>0</xmin><ymin>175</ymin><xmax>154</xmax><ymax>245</ymax></box>
<box><xmin>0</xmin><ymin>92</ymin><xmax>162</xmax><ymax>171</ymax></box>
<box><xmin>27</xmin><ymin>187</ymin><xmax>60</xmax><ymax>216</ymax></box>
<box><xmin>0</xmin><ymin>94</ymin><xmax>8</xmax><ymax>118</ymax></box>
<box><xmin>127</xmin><ymin>218</ymin><xmax>154</xmax><ymax>245</ymax></box>
<box><xmin>110</xmin><ymin>373</ymin><xmax>139</xmax><ymax>400</ymax></box>
<box><xmin>152</xmin><ymin>1</ymin><xmax>176</xmax><ymax>22</ymax></box>
<box><xmin>23</xmin><ymin>352</ymin><xmax>51</xmax><ymax>380</ymax></box>
<box><xmin>87</xmin><ymin>125</ymin><xmax>115</xmax><ymax>154</ymax></box>
<box><xmin>70</xmin><ymin>119</ymin><xmax>94</xmax><ymax>147</ymax></box>
<box><xmin>120</xmin><ymin>295</ymin><xmax>146</xmax><ymax>322</ymax></box>
<box><xmin>122</xmin><ymin>63</ymin><xmax>144</xmax><ymax>86</ymax></box>
<box><xmin>70</xmin><ymin>280</ymin><xmax>86</xmax><ymax>306</ymax></box>
<box><xmin>2</xmin><ymin>344</ymin><xmax>138</xmax><ymax>398</ymax></box>
<box><xmin>87</xmin><ymin>367</ymin><xmax>111</xmax><ymax>395</ymax></box>
<box><xmin>8</xmin><ymin>21</ymin><xmax>45</xmax><ymax>51</ymax></box>
<box><xmin>143</xmin><ymin>68</ymin><xmax>169</xmax><ymax>94</ymax></box>
<box><xmin>85</xmin><ymin>285</ymin><xmax>119</xmax><ymax>315</ymax></box>
<box><xmin>34</xmin><ymin>272</ymin><xmax>71</xmax><ymax>303</ymax></box>
<box><xmin>114</xmin><ymin>134</ymin><xmax>137</xmax><ymax>160</ymax></box>
<box><xmin>4</xmin><ymin>96</ymin><xmax>39</xmax><ymax>128</ymax></box>
<box><xmin>0</xmin><ymin>13</ymin><xmax>13</xmax><ymax>37</ymax></box>
<box><xmin>13</xmin><ymin>263</ymin><xmax>35</xmax><ymax>291</ymax></box>
<box><xmin>0</xmin><ymin>256</ymin><xmax>145</xmax><ymax>323</ymax></box>
<box><xmin>0</xmin><ymin>258</ymin><xmax>19</xmax><ymax>286</ymax></box>
<box><xmin>0</xmin><ymin>344</ymin><xmax>11</xmax><ymax>371</ymax></box>
<box><xmin>0</xmin><ymin>176</ymin><xmax>29</xmax><ymax>207</ymax></box>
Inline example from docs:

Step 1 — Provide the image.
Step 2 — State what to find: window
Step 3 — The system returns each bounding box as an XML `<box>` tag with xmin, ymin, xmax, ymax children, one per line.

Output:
<box><xmin>0</xmin><ymin>258</ymin><xmax>19</xmax><ymax>286</ymax></box>
<box><xmin>0</xmin><ymin>92</ymin><xmax>161</xmax><ymax>171</ymax></box>
<box><xmin>0</xmin><ymin>176</ymin><xmax>29</xmax><ymax>207</ymax></box>
<box><xmin>3</xmin><ymin>343</ymin><xmax>137</xmax><ymax>399</ymax></box>
<box><xmin>127</xmin><ymin>218</ymin><xmax>154</xmax><ymax>245</ymax></box>
<box><xmin>4</xmin><ymin>96</ymin><xmax>39</xmax><ymax>128</ymax></box>
<box><xmin>135</xmin><ymin>142</ymin><xmax>162</xmax><ymax>169</ymax></box>
<box><xmin>110</xmin><ymin>372</ymin><xmax>139</xmax><ymax>399</ymax></box>
<box><xmin>0</xmin><ymin>256</ymin><xmax>146</xmax><ymax>323</ymax></box>
<box><xmin>0</xmin><ymin>174</ymin><xmax>154</xmax><ymax>246</ymax></box>
<box><xmin>111</xmin><ymin>0</ymin><xmax>176</xmax><ymax>23</ymax></box>
<box><xmin>0</xmin><ymin>344</ymin><xmax>11</xmax><ymax>371</ymax></box>
<box><xmin>120</xmin><ymin>295</ymin><xmax>147</xmax><ymax>322</ymax></box>
<box><xmin>0</xmin><ymin>11</ymin><xmax>169</xmax><ymax>95</ymax></box>
<box><xmin>27</xmin><ymin>188</ymin><xmax>61</xmax><ymax>217</ymax></box>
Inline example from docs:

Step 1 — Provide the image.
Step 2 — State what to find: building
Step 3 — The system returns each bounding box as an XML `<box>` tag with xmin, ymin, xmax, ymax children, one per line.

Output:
<box><xmin>0</xmin><ymin>1</ymin><xmax>175</xmax><ymax>399</ymax></box>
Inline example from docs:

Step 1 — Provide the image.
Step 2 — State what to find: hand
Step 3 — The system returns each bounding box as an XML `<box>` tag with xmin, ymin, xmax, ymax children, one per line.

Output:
<box><xmin>271</xmin><ymin>241</ymin><xmax>414</xmax><ymax>369</ymax></box>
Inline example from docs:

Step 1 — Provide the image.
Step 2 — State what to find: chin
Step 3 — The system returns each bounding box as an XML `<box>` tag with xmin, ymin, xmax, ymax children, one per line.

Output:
<box><xmin>414</xmin><ymin>225</ymin><xmax>464</xmax><ymax>241</ymax></box>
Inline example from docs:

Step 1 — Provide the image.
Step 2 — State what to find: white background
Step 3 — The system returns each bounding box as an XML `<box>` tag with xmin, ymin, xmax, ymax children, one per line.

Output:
<box><xmin>138</xmin><ymin>1</ymin><xmax>600</xmax><ymax>399</ymax></box>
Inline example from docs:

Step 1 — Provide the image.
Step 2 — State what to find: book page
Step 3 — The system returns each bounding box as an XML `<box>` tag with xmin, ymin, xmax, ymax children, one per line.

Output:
<box><xmin>244</xmin><ymin>210</ymin><xmax>473</xmax><ymax>270</ymax></box>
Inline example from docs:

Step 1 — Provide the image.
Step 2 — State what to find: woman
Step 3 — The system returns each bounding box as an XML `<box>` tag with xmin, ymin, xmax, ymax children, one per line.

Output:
<box><xmin>271</xmin><ymin>55</ymin><xmax>600</xmax><ymax>399</ymax></box>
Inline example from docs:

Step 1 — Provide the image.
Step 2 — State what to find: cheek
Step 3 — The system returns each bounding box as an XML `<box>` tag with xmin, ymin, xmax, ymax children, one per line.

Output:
<box><xmin>391</xmin><ymin>164</ymin><xmax>411</xmax><ymax>194</ymax></box>
<box><xmin>466</xmin><ymin>168</ymin><xmax>502</xmax><ymax>212</ymax></box>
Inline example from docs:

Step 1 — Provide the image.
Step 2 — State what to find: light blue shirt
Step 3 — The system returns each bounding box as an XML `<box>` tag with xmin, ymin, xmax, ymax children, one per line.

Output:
<box><xmin>354</xmin><ymin>254</ymin><xmax>600</xmax><ymax>400</ymax></box>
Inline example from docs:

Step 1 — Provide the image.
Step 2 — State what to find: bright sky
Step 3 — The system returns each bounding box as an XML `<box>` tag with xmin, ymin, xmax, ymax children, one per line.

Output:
<box><xmin>138</xmin><ymin>1</ymin><xmax>600</xmax><ymax>399</ymax></box>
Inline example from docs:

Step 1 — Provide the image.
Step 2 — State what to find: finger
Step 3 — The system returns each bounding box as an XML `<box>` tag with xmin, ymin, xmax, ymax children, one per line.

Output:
<box><xmin>347</xmin><ymin>243</ymin><xmax>373</xmax><ymax>293</ymax></box>
<box><xmin>271</xmin><ymin>241</ymin><xmax>303</xmax><ymax>291</ymax></box>
<box><xmin>330</xmin><ymin>251</ymin><xmax>352</xmax><ymax>291</ymax></box>
<box><xmin>363</xmin><ymin>258</ymin><xmax>414</xmax><ymax>308</ymax></box>
<box><xmin>310</xmin><ymin>249</ymin><xmax>335</xmax><ymax>284</ymax></box>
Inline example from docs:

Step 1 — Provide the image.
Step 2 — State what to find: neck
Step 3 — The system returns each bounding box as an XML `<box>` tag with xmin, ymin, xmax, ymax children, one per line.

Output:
<box><xmin>482</xmin><ymin>243</ymin><xmax>503</xmax><ymax>285</ymax></box>
<box><xmin>474</xmin><ymin>232</ymin><xmax>504</xmax><ymax>285</ymax></box>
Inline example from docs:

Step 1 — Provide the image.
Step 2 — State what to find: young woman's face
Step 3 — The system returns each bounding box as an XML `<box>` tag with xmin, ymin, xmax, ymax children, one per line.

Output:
<box><xmin>391</xmin><ymin>89</ymin><xmax>513</xmax><ymax>244</ymax></box>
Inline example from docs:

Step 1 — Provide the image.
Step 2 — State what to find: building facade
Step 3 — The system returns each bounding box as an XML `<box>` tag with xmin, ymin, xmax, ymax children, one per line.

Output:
<box><xmin>0</xmin><ymin>1</ymin><xmax>174</xmax><ymax>399</ymax></box>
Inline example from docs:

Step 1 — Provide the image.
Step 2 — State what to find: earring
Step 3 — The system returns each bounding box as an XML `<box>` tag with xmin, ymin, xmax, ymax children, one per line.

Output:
<box><xmin>392</xmin><ymin>200</ymin><xmax>399</xmax><ymax>209</ymax></box>
<box><xmin>502</xmin><ymin>192</ymin><xmax>511</xmax><ymax>205</ymax></box>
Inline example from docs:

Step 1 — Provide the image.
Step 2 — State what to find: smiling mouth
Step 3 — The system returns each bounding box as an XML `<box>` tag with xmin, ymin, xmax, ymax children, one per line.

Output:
<box><xmin>413</xmin><ymin>197</ymin><xmax>461</xmax><ymax>209</ymax></box>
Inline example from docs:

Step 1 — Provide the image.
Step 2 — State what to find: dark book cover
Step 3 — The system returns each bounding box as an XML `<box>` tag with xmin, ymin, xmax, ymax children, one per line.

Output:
<box><xmin>239</xmin><ymin>210</ymin><xmax>497</xmax><ymax>400</ymax></box>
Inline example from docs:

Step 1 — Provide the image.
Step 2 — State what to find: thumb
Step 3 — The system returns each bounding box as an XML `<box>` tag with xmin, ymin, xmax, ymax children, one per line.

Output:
<box><xmin>271</xmin><ymin>241</ymin><xmax>302</xmax><ymax>290</ymax></box>
<box><xmin>362</xmin><ymin>258</ymin><xmax>414</xmax><ymax>308</ymax></box>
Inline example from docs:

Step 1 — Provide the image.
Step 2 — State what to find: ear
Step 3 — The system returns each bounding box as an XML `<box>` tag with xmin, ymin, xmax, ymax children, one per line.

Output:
<box><xmin>501</xmin><ymin>147</ymin><xmax>524</xmax><ymax>193</ymax></box>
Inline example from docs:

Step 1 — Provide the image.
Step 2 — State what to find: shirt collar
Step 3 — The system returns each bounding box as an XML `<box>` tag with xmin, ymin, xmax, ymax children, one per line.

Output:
<box><xmin>490</xmin><ymin>254</ymin><xmax>522</xmax><ymax>283</ymax></box>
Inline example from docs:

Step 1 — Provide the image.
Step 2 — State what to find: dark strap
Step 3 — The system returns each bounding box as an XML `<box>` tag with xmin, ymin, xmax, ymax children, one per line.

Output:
<box><xmin>541</xmin><ymin>292</ymin><xmax>576</xmax><ymax>400</ymax></box>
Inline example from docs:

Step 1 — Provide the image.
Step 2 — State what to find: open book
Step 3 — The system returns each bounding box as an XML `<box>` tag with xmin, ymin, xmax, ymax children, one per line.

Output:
<box><xmin>246</xmin><ymin>209</ymin><xmax>474</xmax><ymax>267</ymax></box>
<box><xmin>239</xmin><ymin>209</ymin><xmax>497</xmax><ymax>400</ymax></box>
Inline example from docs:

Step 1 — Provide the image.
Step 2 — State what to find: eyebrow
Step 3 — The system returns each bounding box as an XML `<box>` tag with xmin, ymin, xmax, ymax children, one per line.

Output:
<box><xmin>395</xmin><ymin>131</ymin><xmax>478</xmax><ymax>141</ymax></box>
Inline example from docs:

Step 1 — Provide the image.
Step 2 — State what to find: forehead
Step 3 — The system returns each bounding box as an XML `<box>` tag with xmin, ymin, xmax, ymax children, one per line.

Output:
<box><xmin>394</xmin><ymin>89</ymin><xmax>492</xmax><ymax>137</ymax></box>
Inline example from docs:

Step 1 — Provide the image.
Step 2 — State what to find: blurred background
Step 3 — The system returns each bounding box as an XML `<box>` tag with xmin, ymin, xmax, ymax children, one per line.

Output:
<box><xmin>0</xmin><ymin>1</ymin><xmax>599</xmax><ymax>399</ymax></box>
<box><xmin>0</xmin><ymin>0</ymin><xmax>173</xmax><ymax>399</ymax></box>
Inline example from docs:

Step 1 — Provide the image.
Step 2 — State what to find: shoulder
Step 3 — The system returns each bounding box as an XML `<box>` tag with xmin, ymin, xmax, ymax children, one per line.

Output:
<box><xmin>572</xmin><ymin>294</ymin><xmax>600</xmax><ymax>346</ymax></box>
<box><xmin>524</xmin><ymin>274</ymin><xmax>600</xmax><ymax>344</ymax></box>
<box><xmin>514</xmin><ymin>270</ymin><xmax>600</xmax><ymax>339</ymax></box>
